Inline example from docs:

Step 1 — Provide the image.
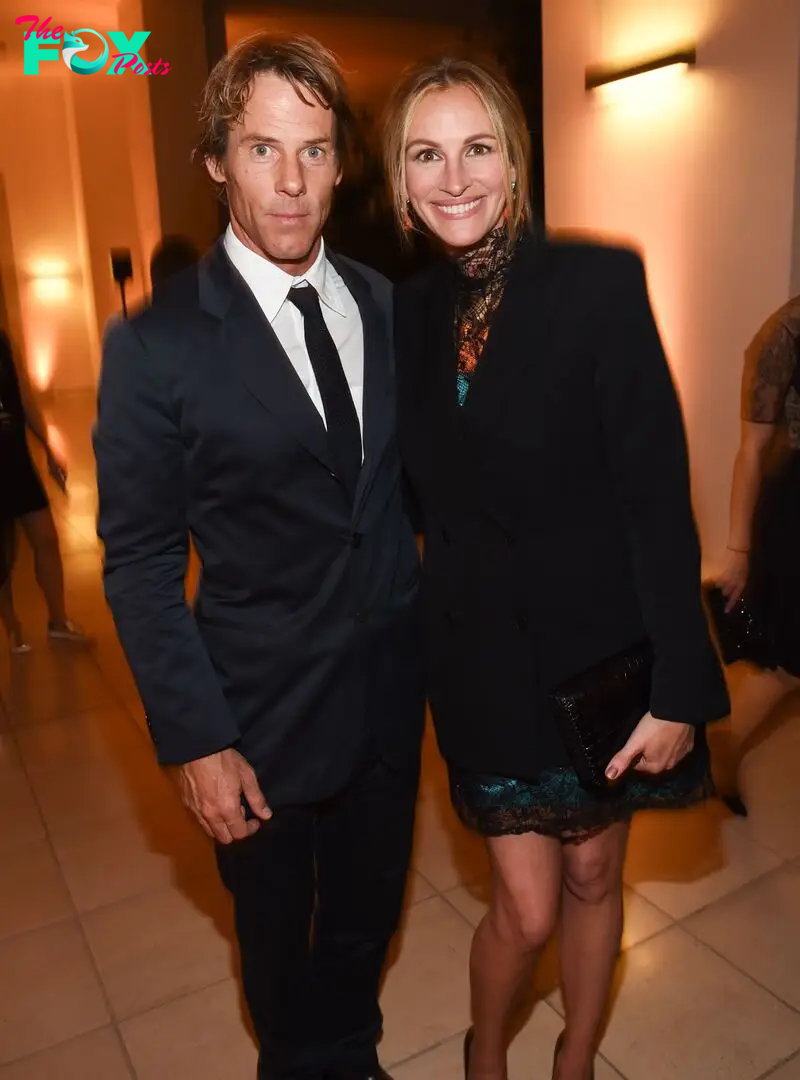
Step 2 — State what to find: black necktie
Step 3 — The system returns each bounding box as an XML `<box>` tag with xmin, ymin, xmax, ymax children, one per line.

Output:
<box><xmin>287</xmin><ymin>284</ymin><xmax>362</xmax><ymax>499</ymax></box>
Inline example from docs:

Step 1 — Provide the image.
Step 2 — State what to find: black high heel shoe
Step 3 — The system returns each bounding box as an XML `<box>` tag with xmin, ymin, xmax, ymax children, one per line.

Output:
<box><xmin>463</xmin><ymin>1027</ymin><xmax>474</xmax><ymax>1080</ymax></box>
<box><xmin>552</xmin><ymin>1031</ymin><xmax>595</xmax><ymax>1080</ymax></box>
<box><xmin>721</xmin><ymin>791</ymin><xmax>748</xmax><ymax>817</ymax></box>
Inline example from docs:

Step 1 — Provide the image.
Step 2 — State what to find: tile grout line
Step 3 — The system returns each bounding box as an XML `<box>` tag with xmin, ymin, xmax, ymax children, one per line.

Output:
<box><xmin>4</xmin><ymin>710</ymin><xmax>139</xmax><ymax>1080</ymax></box>
<box><xmin>676</xmin><ymin>916</ymin><xmax>800</xmax><ymax>1018</ymax></box>
<box><xmin>726</xmin><ymin>813</ymin><xmax>798</xmax><ymax>864</ymax></box>
<box><xmin>755</xmin><ymin>1045</ymin><xmax>800</xmax><ymax>1080</ymax></box>
<box><xmin>624</xmin><ymin>847</ymin><xmax>793</xmax><ymax>926</ymax></box>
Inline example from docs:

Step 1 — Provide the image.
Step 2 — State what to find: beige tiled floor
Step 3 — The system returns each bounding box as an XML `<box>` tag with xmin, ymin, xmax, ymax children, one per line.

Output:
<box><xmin>1</xmin><ymin>392</ymin><xmax>800</xmax><ymax>1079</ymax></box>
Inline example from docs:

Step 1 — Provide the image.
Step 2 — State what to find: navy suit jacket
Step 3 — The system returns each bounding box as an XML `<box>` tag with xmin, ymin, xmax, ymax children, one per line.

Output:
<box><xmin>94</xmin><ymin>240</ymin><xmax>424</xmax><ymax>806</ymax></box>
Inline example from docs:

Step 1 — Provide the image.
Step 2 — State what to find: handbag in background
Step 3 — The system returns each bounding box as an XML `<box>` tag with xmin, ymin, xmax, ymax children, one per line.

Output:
<box><xmin>702</xmin><ymin>583</ymin><xmax>769</xmax><ymax>667</ymax></box>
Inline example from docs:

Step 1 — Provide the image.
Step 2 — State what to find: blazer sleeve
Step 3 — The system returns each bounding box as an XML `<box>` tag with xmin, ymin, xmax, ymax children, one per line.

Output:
<box><xmin>94</xmin><ymin>319</ymin><xmax>241</xmax><ymax>764</ymax></box>
<box><xmin>594</xmin><ymin>251</ymin><xmax>729</xmax><ymax>725</ymax></box>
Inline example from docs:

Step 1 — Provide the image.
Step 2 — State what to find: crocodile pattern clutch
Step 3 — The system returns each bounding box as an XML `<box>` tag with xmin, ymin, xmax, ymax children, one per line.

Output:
<box><xmin>548</xmin><ymin>641</ymin><xmax>654</xmax><ymax>793</ymax></box>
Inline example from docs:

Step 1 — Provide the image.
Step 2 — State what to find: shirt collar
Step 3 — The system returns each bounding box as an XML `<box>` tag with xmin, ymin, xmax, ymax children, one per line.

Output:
<box><xmin>223</xmin><ymin>225</ymin><xmax>346</xmax><ymax>323</ymax></box>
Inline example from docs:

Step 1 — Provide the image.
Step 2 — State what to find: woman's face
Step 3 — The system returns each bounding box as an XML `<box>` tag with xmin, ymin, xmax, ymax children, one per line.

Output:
<box><xmin>404</xmin><ymin>85</ymin><xmax>512</xmax><ymax>252</ymax></box>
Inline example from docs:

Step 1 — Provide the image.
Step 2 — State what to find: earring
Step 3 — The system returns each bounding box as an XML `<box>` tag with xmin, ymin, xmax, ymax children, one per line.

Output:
<box><xmin>511</xmin><ymin>179</ymin><xmax>517</xmax><ymax>193</ymax></box>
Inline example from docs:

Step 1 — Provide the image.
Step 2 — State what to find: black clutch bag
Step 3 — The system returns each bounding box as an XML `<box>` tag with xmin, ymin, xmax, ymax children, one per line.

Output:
<box><xmin>702</xmin><ymin>583</ymin><xmax>768</xmax><ymax>666</ymax></box>
<box><xmin>548</xmin><ymin>641</ymin><xmax>653</xmax><ymax>793</ymax></box>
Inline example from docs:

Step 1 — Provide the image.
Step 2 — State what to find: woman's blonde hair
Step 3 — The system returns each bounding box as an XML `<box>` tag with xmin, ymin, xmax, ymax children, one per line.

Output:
<box><xmin>382</xmin><ymin>56</ymin><xmax>532</xmax><ymax>245</ymax></box>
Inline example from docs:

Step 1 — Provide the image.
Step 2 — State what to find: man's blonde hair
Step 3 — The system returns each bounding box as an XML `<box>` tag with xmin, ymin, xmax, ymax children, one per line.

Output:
<box><xmin>195</xmin><ymin>32</ymin><xmax>354</xmax><ymax>187</ymax></box>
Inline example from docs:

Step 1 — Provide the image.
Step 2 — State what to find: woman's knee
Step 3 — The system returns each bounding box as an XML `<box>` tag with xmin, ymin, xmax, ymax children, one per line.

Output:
<box><xmin>488</xmin><ymin>884</ymin><xmax>558</xmax><ymax>951</ymax></box>
<box><xmin>562</xmin><ymin>834</ymin><xmax>626</xmax><ymax>905</ymax></box>
<box><xmin>485</xmin><ymin>889</ymin><xmax>557</xmax><ymax>950</ymax></box>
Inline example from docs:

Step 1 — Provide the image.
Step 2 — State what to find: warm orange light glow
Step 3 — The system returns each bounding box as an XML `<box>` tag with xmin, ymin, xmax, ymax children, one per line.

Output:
<box><xmin>29</xmin><ymin>343</ymin><xmax>54</xmax><ymax>391</ymax></box>
<box><xmin>30</xmin><ymin>276</ymin><xmax>72</xmax><ymax>303</ymax></box>
<box><xmin>27</xmin><ymin>257</ymin><xmax>73</xmax><ymax>304</ymax></box>
<box><xmin>29</xmin><ymin>257</ymin><xmax>69</xmax><ymax>278</ymax></box>
<box><xmin>595</xmin><ymin>62</ymin><xmax>692</xmax><ymax>109</ymax></box>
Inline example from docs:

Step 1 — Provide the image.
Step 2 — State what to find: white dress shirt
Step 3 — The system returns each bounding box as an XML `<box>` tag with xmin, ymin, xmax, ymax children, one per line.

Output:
<box><xmin>223</xmin><ymin>226</ymin><xmax>364</xmax><ymax>443</ymax></box>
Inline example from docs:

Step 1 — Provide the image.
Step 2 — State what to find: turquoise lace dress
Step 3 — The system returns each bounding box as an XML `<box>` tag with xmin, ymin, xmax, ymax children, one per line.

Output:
<box><xmin>449</xmin><ymin>227</ymin><xmax>714</xmax><ymax>843</ymax></box>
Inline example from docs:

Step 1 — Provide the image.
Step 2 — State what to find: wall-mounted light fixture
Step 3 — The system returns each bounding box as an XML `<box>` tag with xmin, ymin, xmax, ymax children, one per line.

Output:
<box><xmin>25</xmin><ymin>257</ymin><xmax>75</xmax><ymax>305</ymax></box>
<box><xmin>585</xmin><ymin>48</ymin><xmax>697</xmax><ymax>93</ymax></box>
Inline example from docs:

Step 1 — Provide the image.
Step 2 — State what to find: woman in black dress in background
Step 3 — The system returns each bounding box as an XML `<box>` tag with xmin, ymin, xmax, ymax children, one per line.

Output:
<box><xmin>384</xmin><ymin>59</ymin><xmax>729</xmax><ymax>1080</ymax></box>
<box><xmin>714</xmin><ymin>296</ymin><xmax>800</xmax><ymax>811</ymax></box>
<box><xmin>0</xmin><ymin>331</ymin><xmax>89</xmax><ymax>651</ymax></box>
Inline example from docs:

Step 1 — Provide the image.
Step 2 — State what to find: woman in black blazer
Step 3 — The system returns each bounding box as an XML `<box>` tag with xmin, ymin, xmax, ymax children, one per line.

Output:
<box><xmin>384</xmin><ymin>59</ymin><xmax>730</xmax><ymax>1080</ymax></box>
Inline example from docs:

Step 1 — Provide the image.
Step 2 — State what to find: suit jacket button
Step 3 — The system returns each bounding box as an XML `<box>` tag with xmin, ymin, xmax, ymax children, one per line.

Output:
<box><xmin>514</xmin><ymin>612</ymin><xmax>529</xmax><ymax>631</ymax></box>
<box><xmin>444</xmin><ymin>610</ymin><xmax>455</xmax><ymax>626</ymax></box>
<box><xmin>351</xmin><ymin>532</ymin><xmax>362</xmax><ymax>548</ymax></box>
<box><xmin>441</xmin><ymin>527</ymin><xmax>451</xmax><ymax>545</ymax></box>
<box><xmin>354</xmin><ymin>611</ymin><xmax>367</xmax><ymax>623</ymax></box>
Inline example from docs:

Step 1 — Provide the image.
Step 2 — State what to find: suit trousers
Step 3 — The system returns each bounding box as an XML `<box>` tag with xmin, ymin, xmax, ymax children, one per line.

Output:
<box><xmin>215</xmin><ymin>756</ymin><xmax>419</xmax><ymax>1080</ymax></box>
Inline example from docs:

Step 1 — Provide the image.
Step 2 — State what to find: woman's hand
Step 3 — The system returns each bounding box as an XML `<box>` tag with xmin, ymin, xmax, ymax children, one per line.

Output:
<box><xmin>606</xmin><ymin>713</ymin><xmax>695</xmax><ymax>781</ymax></box>
<box><xmin>715</xmin><ymin>548</ymin><xmax>749</xmax><ymax>612</ymax></box>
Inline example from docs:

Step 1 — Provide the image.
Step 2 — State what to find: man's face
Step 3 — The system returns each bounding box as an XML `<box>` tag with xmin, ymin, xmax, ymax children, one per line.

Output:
<box><xmin>208</xmin><ymin>72</ymin><xmax>341</xmax><ymax>275</ymax></box>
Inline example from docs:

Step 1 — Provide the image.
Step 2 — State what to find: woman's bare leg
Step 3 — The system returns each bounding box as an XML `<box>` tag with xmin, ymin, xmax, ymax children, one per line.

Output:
<box><xmin>555</xmin><ymin>821</ymin><xmax>629</xmax><ymax>1080</ymax></box>
<box><xmin>0</xmin><ymin>574</ymin><xmax>26</xmax><ymax>649</ymax></box>
<box><xmin>468</xmin><ymin>831</ymin><xmax>562</xmax><ymax>1080</ymax></box>
<box><xmin>19</xmin><ymin>507</ymin><xmax>68</xmax><ymax>627</ymax></box>
<box><xmin>714</xmin><ymin>667</ymin><xmax>800</xmax><ymax>806</ymax></box>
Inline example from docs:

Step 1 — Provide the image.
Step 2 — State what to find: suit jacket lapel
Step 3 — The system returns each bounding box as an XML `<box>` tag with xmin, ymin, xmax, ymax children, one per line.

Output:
<box><xmin>328</xmin><ymin>254</ymin><xmax>394</xmax><ymax>518</ymax></box>
<box><xmin>198</xmin><ymin>241</ymin><xmax>337</xmax><ymax>477</ymax></box>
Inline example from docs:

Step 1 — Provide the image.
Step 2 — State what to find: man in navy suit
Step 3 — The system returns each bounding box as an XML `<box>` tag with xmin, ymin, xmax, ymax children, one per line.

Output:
<box><xmin>94</xmin><ymin>32</ymin><xmax>424</xmax><ymax>1080</ymax></box>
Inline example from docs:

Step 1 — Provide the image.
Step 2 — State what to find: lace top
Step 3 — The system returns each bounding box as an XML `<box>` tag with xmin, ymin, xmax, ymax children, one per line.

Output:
<box><xmin>453</xmin><ymin>225</ymin><xmax>516</xmax><ymax>406</ymax></box>
<box><xmin>742</xmin><ymin>295</ymin><xmax>800</xmax><ymax>450</ymax></box>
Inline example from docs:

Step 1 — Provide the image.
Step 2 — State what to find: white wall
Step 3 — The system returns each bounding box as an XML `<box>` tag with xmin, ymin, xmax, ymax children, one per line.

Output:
<box><xmin>0</xmin><ymin>68</ymin><xmax>98</xmax><ymax>392</ymax></box>
<box><xmin>0</xmin><ymin>1</ymin><xmax>161</xmax><ymax>391</ymax></box>
<box><xmin>542</xmin><ymin>0</ymin><xmax>800</xmax><ymax>560</ymax></box>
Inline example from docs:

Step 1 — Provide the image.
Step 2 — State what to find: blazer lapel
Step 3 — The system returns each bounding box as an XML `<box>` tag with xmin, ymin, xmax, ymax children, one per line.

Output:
<box><xmin>459</xmin><ymin>233</ymin><xmax>556</xmax><ymax>427</ymax></box>
<box><xmin>329</xmin><ymin>254</ymin><xmax>394</xmax><ymax>517</ymax></box>
<box><xmin>198</xmin><ymin>241</ymin><xmax>337</xmax><ymax>477</ymax></box>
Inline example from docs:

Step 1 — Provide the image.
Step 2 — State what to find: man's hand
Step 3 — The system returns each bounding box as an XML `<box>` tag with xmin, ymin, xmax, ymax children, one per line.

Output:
<box><xmin>177</xmin><ymin>748</ymin><xmax>271</xmax><ymax>843</ymax></box>
<box><xmin>606</xmin><ymin>713</ymin><xmax>695</xmax><ymax>781</ymax></box>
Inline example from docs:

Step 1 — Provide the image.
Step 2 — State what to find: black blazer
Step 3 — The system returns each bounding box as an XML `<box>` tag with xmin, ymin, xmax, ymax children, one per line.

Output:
<box><xmin>94</xmin><ymin>240</ymin><xmax>424</xmax><ymax>807</ymax></box>
<box><xmin>395</xmin><ymin>234</ymin><xmax>729</xmax><ymax>779</ymax></box>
